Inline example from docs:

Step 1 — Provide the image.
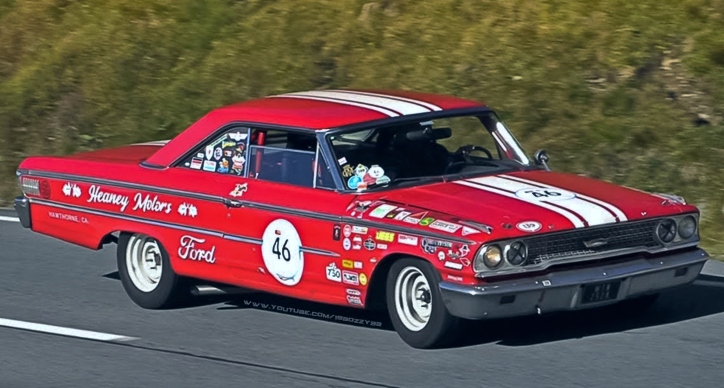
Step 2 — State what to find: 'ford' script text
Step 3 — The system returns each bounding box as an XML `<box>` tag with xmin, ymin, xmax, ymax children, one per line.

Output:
<box><xmin>178</xmin><ymin>235</ymin><xmax>217</xmax><ymax>264</ymax></box>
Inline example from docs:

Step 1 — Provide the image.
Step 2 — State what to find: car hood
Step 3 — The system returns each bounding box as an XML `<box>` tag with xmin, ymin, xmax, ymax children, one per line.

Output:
<box><xmin>355</xmin><ymin>170</ymin><xmax>696</xmax><ymax>241</ymax></box>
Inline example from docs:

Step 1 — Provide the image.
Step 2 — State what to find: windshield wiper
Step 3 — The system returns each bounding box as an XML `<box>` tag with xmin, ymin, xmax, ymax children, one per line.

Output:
<box><xmin>371</xmin><ymin>175</ymin><xmax>444</xmax><ymax>188</ymax></box>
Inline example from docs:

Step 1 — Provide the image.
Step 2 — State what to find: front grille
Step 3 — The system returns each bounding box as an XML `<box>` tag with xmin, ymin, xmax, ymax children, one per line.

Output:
<box><xmin>524</xmin><ymin>219</ymin><xmax>662</xmax><ymax>265</ymax></box>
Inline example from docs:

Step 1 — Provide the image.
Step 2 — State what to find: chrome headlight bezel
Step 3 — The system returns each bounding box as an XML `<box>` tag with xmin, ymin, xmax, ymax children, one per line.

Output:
<box><xmin>654</xmin><ymin>213</ymin><xmax>700</xmax><ymax>245</ymax></box>
<box><xmin>473</xmin><ymin>244</ymin><xmax>503</xmax><ymax>271</ymax></box>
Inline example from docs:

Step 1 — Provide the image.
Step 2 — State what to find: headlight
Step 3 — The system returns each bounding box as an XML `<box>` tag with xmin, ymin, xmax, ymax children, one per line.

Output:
<box><xmin>656</xmin><ymin>218</ymin><xmax>677</xmax><ymax>244</ymax></box>
<box><xmin>475</xmin><ymin>245</ymin><xmax>502</xmax><ymax>271</ymax></box>
<box><xmin>677</xmin><ymin>216</ymin><xmax>697</xmax><ymax>239</ymax></box>
<box><xmin>506</xmin><ymin>241</ymin><xmax>528</xmax><ymax>266</ymax></box>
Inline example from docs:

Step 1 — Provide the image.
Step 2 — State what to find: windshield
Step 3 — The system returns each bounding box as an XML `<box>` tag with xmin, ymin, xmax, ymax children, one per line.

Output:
<box><xmin>327</xmin><ymin>112</ymin><xmax>532</xmax><ymax>191</ymax></box>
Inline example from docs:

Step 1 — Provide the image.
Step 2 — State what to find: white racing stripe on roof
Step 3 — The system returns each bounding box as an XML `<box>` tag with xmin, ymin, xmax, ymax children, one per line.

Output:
<box><xmin>320</xmin><ymin>90</ymin><xmax>443</xmax><ymax>112</ymax></box>
<box><xmin>284</xmin><ymin>90</ymin><xmax>434</xmax><ymax>115</ymax></box>
<box><xmin>276</xmin><ymin>94</ymin><xmax>401</xmax><ymax>117</ymax></box>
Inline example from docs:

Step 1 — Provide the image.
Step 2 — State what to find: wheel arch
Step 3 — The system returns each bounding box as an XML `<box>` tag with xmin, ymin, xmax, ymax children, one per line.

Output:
<box><xmin>365</xmin><ymin>252</ymin><xmax>435</xmax><ymax>310</ymax></box>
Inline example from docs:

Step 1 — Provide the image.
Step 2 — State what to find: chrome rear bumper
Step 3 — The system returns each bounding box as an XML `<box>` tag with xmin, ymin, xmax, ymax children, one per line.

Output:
<box><xmin>14</xmin><ymin>196</ymin><xmax>31</xmax><ymax>229</ymax></box>
<box><xmin>439</xmin><ymin>248</ymin><xmax>709</xmax><ymax>320</ymax></box>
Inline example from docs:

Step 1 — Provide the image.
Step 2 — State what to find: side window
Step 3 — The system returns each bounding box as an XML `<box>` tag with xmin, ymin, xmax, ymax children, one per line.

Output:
<box><xmin>247</xmin><ymin>130</ymin><xmax>334</xmax><ymax>189</ymax></box>
<box><xmin>181</xmin><ymin>128</ymin><xmax>250</xmax><ymax>176</ymax></box>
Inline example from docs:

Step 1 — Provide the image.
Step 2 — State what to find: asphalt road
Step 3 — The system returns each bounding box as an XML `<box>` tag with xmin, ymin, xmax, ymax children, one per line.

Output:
<box><xmin>2</xmin><ymin>208</ymin><xmax>724</xmax><ymax>388</ymax></box>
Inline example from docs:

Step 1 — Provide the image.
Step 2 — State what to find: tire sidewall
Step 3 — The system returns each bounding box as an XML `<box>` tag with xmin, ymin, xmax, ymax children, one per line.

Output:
<box><xmin>386</xmin><ymin>257</ymin><xmax>459</xmax><ymax>349</ymax></box>
<box><xmin>117</xmin><ymin>233</ymin><xmax>182</xmax><ymax>309</ymax></box>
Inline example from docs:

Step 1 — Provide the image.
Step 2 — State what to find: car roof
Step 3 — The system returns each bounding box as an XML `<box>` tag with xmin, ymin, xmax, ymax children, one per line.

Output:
<box><xmin>220</xmin><ymin>89</ymin><xmax>485</xmax><ymax>130</ymax></box>
<box><xmin>144</xmin><ymin>89</ymin><xmax>486</xmax><ymax>167</ymax></box>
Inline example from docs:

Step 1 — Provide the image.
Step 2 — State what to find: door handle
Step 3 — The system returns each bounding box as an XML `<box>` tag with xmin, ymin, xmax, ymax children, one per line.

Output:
<box><xmin>225</xmin><ymin>199</ymin><xmax>243</xmax><ymax>208</ymax></box>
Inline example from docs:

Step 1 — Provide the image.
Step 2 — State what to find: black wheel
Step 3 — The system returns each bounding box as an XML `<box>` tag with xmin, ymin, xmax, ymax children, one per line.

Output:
<box><xmin>386</xmin><ymin>258</ymin><xmax>460</xmax><ymax>349</ymax></box>
<box><xmin>117</xmin><ymin>232</ymin><xmax>187</xmax><ymax>309</ymax></box>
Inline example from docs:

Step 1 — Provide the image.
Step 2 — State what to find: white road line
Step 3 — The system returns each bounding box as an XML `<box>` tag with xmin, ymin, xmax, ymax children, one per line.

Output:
<box><xmin>0</xmin><ymin>216</ymin><xmax>19</xmax><ymax>222</ymax></box>
<box><xmin>0</xmin><ymin>318</ymin><xmax>137</xmax><ymax>342</ymax></box>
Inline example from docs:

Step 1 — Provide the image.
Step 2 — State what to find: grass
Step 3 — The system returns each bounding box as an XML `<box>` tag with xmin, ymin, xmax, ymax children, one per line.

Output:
<box><xmin>0</xmin><ymin>0</ymin><xmax>722</xmax><ymax>255</ymax></box>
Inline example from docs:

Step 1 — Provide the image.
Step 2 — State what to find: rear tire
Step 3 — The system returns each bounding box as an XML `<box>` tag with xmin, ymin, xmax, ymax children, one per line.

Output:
<box><xmin>386</xmin><ymin>258</ymin><xmax>460</xmax><ymax>349</ymax></box>
<box><xmin>117</xmin><ymin>233</ymin><xmax>187</xmax><ymax>309</ymax></box>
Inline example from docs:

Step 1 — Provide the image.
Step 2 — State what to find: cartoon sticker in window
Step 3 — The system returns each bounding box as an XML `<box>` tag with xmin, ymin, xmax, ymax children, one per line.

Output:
<box><xmin>347</xmin><ymin>164</ymin><xmax>389</xmax><ymax>190</ymax></box>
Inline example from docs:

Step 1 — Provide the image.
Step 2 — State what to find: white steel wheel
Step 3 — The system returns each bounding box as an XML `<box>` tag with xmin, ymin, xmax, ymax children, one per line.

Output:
<box><xmin>126</xmin><ymin>234</ymin><xmax>164</xmax><ymax>293</ymax></box>
<box><xmin>386</xmin><ymin>258</ymin><xmax>460</xmax><ymax>349</ymax></box>
<box><xmin>117</xmin><ymin>233</ymin><xmax>186</xmax><ymax>309</ymax></box>
<box><xmin>394</xmin><ymin>266</ymin><xmax>433</xmax><ymax>332</ymax></box>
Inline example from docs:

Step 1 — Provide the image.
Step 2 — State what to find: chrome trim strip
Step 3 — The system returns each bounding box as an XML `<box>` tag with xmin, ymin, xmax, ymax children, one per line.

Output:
<box><xmin>301</xmin><ymin>246</ymin><xmax>341</xmax><ymax>257</ymax></box>
<box><xmin>29</xmin><ymin>199</ymin><xmax>340</xmax><ymax>257</ymax></box>
<box><xmin>18</xmin><ymin>169</ymin><xmax>475</xmax><ymax>244</ymax></box>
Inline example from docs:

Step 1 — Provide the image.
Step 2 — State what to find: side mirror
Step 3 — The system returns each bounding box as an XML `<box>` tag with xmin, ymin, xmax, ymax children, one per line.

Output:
<box><xmin>534</xmin><ymin>149</ymin><xmax>551</xmax><ymax>171</ymax></box>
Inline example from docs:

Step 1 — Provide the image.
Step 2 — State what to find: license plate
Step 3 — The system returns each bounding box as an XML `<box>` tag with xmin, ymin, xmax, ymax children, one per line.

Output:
<box><xmin>581</xmin><ymin>280</ymin><xmax>621</xmax><ymax>304</ymax></box>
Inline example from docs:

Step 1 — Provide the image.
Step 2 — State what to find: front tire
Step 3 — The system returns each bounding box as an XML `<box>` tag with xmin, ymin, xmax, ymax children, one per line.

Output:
<box><xmin>386</xmin><ymin>258</ymin><xmax>460</xmax><ymax>349</ymax></box>
<box><xmin>117</xmin><ymin>233</ymin><xmax>186</xmax><ymax>309</ymax></box>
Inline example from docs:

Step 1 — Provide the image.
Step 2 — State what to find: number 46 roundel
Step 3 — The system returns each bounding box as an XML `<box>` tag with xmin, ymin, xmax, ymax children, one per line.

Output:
<box><xmin>261</xmin><ymin>219</ymin><xmax>304</xmax><ymax>286</ymax></box>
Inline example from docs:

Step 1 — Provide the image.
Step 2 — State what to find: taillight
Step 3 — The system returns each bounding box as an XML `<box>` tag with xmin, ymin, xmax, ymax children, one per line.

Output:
<box><xmin>20</xmin><ymin>177</ymin><xmax>40</xmax><ymax>195</ymax></box>
<box><xmin>20</xmin><ymin>177</ymin><xmax>51</xmax><ymax>199</ymax></box>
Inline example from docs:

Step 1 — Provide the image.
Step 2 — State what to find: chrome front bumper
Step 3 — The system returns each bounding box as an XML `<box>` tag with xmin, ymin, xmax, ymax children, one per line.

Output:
<box><xmin>439</xmin><ymin>248</ymin><xmax>709</xmax><ymax>320</ymax></box>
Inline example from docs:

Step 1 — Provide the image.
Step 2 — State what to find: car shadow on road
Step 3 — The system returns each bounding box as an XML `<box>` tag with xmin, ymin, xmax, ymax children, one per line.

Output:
<box><xmin>453</xmin><ymin>275</ymin><xmax>724</xmax><ymax>348</ymax></box>
<box><xmin>102</xmin><ymin>271</ymin><xmax>724</xmax><ymax>349</ymax></box>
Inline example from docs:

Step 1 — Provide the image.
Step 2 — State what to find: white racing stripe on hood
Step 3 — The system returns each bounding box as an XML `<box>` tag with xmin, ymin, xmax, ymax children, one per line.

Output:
<box><xmin>462</xmin><ymin>175</ymin><xmax>622</xmax><ymax>227</ymax></box>
<box><xmin>453</xmin><ymin>180</ymin><xmax>587</xmax><ymax>228</ymax></box>
<box><xmin>501</xmin><ymin>174</ymin><xmax>628</xmax><ymax>222</ymax></box>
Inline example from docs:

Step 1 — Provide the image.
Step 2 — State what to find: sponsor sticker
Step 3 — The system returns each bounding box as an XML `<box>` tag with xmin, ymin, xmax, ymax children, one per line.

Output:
<box><xmin>326</xmin><ymin>263</ymin><xmax>342</xmax><ymax>282</ymax></box>
<box><xmin>62</xmin><ymin>182</ymin><xmax>82</xmax><ymax>198</ymax></box>
<box><xmin>376</xmin><ymin>243</ymin><xmax>388</xmax><ymax>250</ymax></box>
<box><xmin>353</xmin><ymin>261</ymin><xmax>363</xmax><ymax>269</ymax></box>
<box><xmin>369</xmin><ymin>204</ymin><xmax>397</xmax><ymax>218</ymax></box>
<box><xmin>375</xmin><ymin>231</ymin><xmax>395</xmax><ymax>242</ymax></box>
<box><xmin>178</xmin><ymin>203</ymin><xmax>198</xmax><ymax>217</ymax></box>
<box><xmin>333</xmin><ymin>225</ymin><xmax>341</xmax><ymax>241</ymax></box>
<box><xmin>444</xmin><ymin>261</ymin><xmax>463</xmax><ymax>270</ymax></box>
<box><xmin>190</xmin><ymin>158</ymin><xmax>203</xmax><ymax>169</ymax></box>
<box><xmin>342</xmin><ymin>238</ymin><xmax>352</xmax><ymax>251</ymax></box>
<box><xmin>515</xmin><ymin>188</ymin><xmax>576</xmax><ymax>201</ymax></box>
<box><xmin>516</xmin><ymin>221</ymin><xmax>542</xmax><ymax>233</ymax></box>
<box><xmin>352</xmin><ymin>226</ymin><xmax>368</xmax><ymax>234</ymax></box>
<box><xmin>342</xmin><ymin>259</ymin><xmax>354</xmax><ymax>269</ymax></box>
<box><xmin>397</xmin><ymin>234</ymin><xmax>419</xmax><ymax>246</ymax></box>
<box><xmin>364</xmin><ymin>237</ymin><xmax>375</xmax><ymax>251</ymax></box>
<box><xmin>347</xmin><ymin>295</ymin><xmax>363</xmax><ymax>305</ymax></box>
<box><xmin>343</xmin><ymin>271</ymin><xmax>359</xmax><ymax>286</ymax></box>
<box><xmin>394</xmin><ymin>211</ymin><xmax>412</xmax><ymax>221</ymax></box>
<box><xmin>343</xmin><ymin>225</ymin><xmax>352</xmax><ymax>238</ymax></box>
<box><xmin>419</xmin><ymin>217</ymin><xmax>435</xmax><ymax>226</ymax></box>
<box><xmin>429</xmin><ymin>220</ymin><xmax>462</xmax><ymax>233</ymax></box>
<box><xmin>346</xmin><ymin>289</ymin><xmax>361</xmax><ymax>296</ymax></box>
<box><xmin>230</xmin><ymin>183</ymin><xmax>248</xmax><ymax>197</ymax></box>
<box><xmin>359</xmin><ymin>273</ymin><xmax>368</xmax><ymax>286</ymax></box>
<box><xmin>203</xmin><ymin>160</ymin><xmax>217</xmax><ymax>172</ymax></box>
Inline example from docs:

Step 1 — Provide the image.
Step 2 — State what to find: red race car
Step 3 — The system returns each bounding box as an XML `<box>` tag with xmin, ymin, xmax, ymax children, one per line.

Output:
<box><xmin>13</xmin><ymin>89</ymin><xmax>709</xmax><ymax>348</ymax></box>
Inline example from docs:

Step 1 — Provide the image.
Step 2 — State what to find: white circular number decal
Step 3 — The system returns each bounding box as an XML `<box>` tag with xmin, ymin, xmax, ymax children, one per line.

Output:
<box><xmin>261</xmin><ymin>219</ymin><xmax>304</xmax><ymax>286</ymax></box>
<box><xmin>515</xmin><ymin>188</ymin><xmax>576</xmax><ymax>201</ymax></box>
